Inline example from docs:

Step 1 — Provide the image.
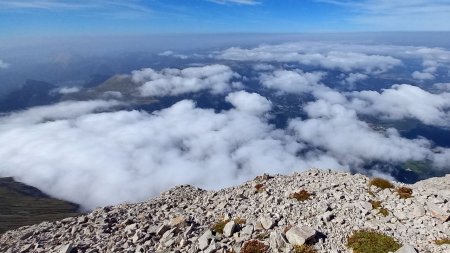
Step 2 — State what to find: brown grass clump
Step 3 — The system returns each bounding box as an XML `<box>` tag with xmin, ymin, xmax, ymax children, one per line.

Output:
<box><xmin>396</xmin><ymin>187</ymin><xmax>413</xmax><ymax>199</ymax></box>
<box><xmin>368</xmin><ymin>190</ymin><xmax>376</xmax><ymax>197</ymax></box>
<box><xmin>240</xmin><ymin>240</ymin><xmax>269</xmax><ymax>253</ymax></box>
<box><xmin>292</xmin><ymin>244</ymin><xmax>317</xmax><ymax>253</ymax></box>
<box><xmin>378</xmin><ymin>208</ymin><xmax>389</xmax><ymax>217</ymax></box>
<box><xmin>347</xmin><ymin>230</ymin><xmax>401</xmax><ymax>253</ymax></box>
<box><xmin>212</xmin><ymin>219</ymin><xmax>229</xmax><ymax>234</ymax></box>
<box><xmin>290</xmin><ymin>190</ymin><xmax>312</xmax><ymax>201</ymax></box>
<box><xmin>234</xmin><ymin>217</ymin><xmax>246</xmax><ymax>225</ymax></box>
<box><xmin>369</xmin><ymin>178</ymin><xmax>394</xmax><ymax>189</ymax></box>
<box><xmin>435</xmin><ymin>238</ymin><xmax>450</xmax><ymax>245</ymax></box>
<box><xmin>254</xmin><ymin>183</ymin><xmax>265</xmax><ymax>193</ymax></box>
<box><xmin>370</xmin><ymin>200</ymin><xmax>382</xmax><ymax>209</ymax></box>
<box><xmin>255</xmin><ymin>232</ymin><xmax>270</xmax><ymax>240</ymax></box>
<box><xmin>369</xmin><ymin>200</ymin><xmax>389</xmax><ymax>216</ymax></box>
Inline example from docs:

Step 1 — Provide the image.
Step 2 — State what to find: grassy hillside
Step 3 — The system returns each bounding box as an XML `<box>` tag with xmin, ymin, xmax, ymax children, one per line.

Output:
<box><xmin>0</xmin><ymin>177</ymin><xmax>80</xmax><ymax>234</ymax></box>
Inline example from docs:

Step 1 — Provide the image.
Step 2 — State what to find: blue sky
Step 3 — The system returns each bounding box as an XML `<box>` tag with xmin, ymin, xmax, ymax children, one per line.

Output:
<box><xmin>1</xmin><ymin>0</ymin><xmax>450</xmax><ymax>37</ymax></box>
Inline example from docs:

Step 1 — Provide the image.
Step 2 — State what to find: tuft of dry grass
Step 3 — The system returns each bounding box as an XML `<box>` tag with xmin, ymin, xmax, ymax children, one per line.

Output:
<box><xmin>254</xmin><ymin>183</ymin><xmax>265</xmax><ymax>193</ymax></box>
<box><xmin>435</xmin><ymin>238</ymin><xmax>450</xmax><ymax>245</ymax></box>
<box><xmin>369</xmin><ymin>178</ymin><xmax>394</xmax><ymax>189</ymax></box>
<box><xmin>378</xmin><ymin>208</ymin><xmax>389</xmax><ymax>217</ymax></box>
<box><xmin>347</xmin><ymin>230</ymin><xmax>401</xmax><ymax>253</ymax></box>
<box><xmin>234</xmin><ymin>217</ymin><xmax>246</xmax><ymax>225</ymax></box>
<box><xmin>290</xmin><ymin>190</ymin><xmax>312</xmax><ymax>201</ymax></box>
<box><xmin>240</xmin><ymin>240</ymin><xmax>269</xmax><ymax>253</ymax></box>
<box><xmin>396</xmin><ymin>187</ymin><xmax>413</xmax><ymax>199</ymax></box>
<box><xmin>370</xmin><ymin>200</ymin><xmax>382</xmax><ymax>209</ymax></box>
<box><xmin>212</xmin><ymin>219</ymin><xmax>229</xmax><ymax>234</ymax></box>
<box><xmin>369</xmin><ymin>200</ymin><xmax>389</xmax><ymax>217</ymax></box>
<box><xmin>254</xmin><ymin>232</ymin><xmax>270</xmax><ymax>240</ymax></box>
<box><xmin>368</xmin><ymin>190</ymin><xmax>376</xmax><ymax>197</ymax></box>
<box><xmin>292</xmin><ymin>244</ymin><xmax>317</xmax><ymax>253</ymax></box>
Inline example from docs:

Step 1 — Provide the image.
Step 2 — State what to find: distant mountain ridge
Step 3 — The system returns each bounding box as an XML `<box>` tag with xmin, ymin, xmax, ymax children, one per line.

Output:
<box><xmin>0</xmin><ymin>177</ymin><xmax>80</xmax><ymax>234</ymax></box>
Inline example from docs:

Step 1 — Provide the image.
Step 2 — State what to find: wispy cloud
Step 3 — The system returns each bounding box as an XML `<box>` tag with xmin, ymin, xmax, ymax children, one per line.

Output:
<box><xmin>0</xmin><ymin>0</ymin><xmax>153</xmax><ymax>14</ymax></box>
<box><xmin>317</xmin><ymin>0</ymin><xmax>450</xmax><ymax>30</ymax></box>
<box><xmin>206</xmin><ymin>0</ymin><xmax>261</xmax><ymax>5</ymax></box>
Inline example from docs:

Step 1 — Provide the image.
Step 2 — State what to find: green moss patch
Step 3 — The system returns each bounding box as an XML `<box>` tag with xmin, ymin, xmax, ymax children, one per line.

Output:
<box><xmin>347</xmin><ymin>230</ymin><xmax>401</xmax><ymax>253</ymax></box>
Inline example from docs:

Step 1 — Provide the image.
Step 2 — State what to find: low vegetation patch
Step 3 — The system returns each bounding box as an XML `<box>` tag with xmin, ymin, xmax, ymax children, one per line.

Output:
<box><xmin>212</xmin><ymin>219</ymin><xmax>229</xmax><ymax>234</ymax></box>
<box><xmin>370</xmin><ymin>200</ymin><xmax>382</xmax><ymax>209</ymax></box>
<box><xmin>347</xmin><ymin>230</ymin><xmax>401</xmax><ymax>253</ymax></box>
<box><xmin>293</xmin><ymin>244</ymin><xmax>317</xmax><ymax>253</ymax></box>
<box><xmin>396</xmin><ymin>187</ymin><xmax>413</xmax><ymax>199</ymax></box>
<box><xmin>255</xmin><ymin>231</ymin><xmax>270</xmax><ymax>240</ymax></box>
<box><xmin>435</xmin><ymin>238</ymin><xmax>450</xmax><ymax>245</ymax></box>
<box><xmin>290</xmin><ymin>190</ymin><xmax>312</xmax><ymax>201</ymax></box>
<box><xmin>234</xmin><ymin>217</ymin><xmax>246</xmax><ymax>225</ymax></box>
<box><xmin>254</xmin><ymin>183</ymin><xmax>265</xmax><ymax>193</ymax></box>
<box><xmin>378</xmin><ymin>208</ymin><xmax>389</xmax><ymax>217</ymax></box>
<box><xmin>369</xmin><ymin>200</ymin><xmax>389</xmax><ymax>216</ymax></box>
<box><xmin>369</xmin><ymin>178</ymin><xmax>394</xmax><ymax>189</ymax></box>
<box><xmin>240</xmin><ymin>240</ymin><xmax>269</xmax><ymax>253</ymax></box>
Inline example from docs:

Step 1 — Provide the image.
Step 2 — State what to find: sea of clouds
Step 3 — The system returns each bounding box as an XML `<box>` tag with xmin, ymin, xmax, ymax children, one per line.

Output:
<box><xmin>1</xmin><ymin>41</ymin><xmax>450</xmax><ymax>210</ymax></box>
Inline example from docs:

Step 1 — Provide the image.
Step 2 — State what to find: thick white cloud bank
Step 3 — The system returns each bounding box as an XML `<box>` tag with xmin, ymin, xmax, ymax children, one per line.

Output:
<box><xmin>289</xmin><ymin>100</ymin><xmax>432</xmax><ymax>165</ymax></box>
<box><xmin>0</xmin><ymin>92</ymin><xmax>447</xmax><ymax>210</ymax></box>
<box><xmin>260</xmin><ymin>69</ymin><xmax>325</xmax><ymax>94</ymax></box>
<box><xmin>348</xmin><ymin>85</ymin><xmax>450</xmax><ymax>127</ymax></box>
<box><xmin>0</xmin><ymin>93</ymin><xmax>336</xmax><ymax>209</ymax></box>
<box><xmin>216</xmin><ymin>42</ymin><xmax>450</xmax><ymax>79</ymax></box>
<box><xmin>259</xmin><ymin>69</ymin><xmax>450</xmax><ymax>127</ymax></box>
<box><xmin>132</xmin><ymin>64</ymin><xmax>241</xmax><ymax>97</ymax></box>
<box><xmin>216</xmin><ymin>43</ymin><xmax>402</xmax><ymax>74</ymax></box>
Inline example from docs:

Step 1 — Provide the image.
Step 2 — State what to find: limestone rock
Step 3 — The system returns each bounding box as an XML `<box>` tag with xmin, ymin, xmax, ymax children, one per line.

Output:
<box><xmin>285</xmin><ymin>225</ymin><xmax>317</xmax><ymax>245</ymax></box>
<box><xmin>223</xmin><ymin>221</ymin><xmax>238</xmax><ymax>237</ymax></box>
<box><xmin>198</xmin><ymin>230</ymin><xmax>213</xmax><ymax>250</ymax></box>
<box><xmin>427</xmin><ymin>202</ymin><xmax>450</xmax><ymax>222</ymax></box>
<box><xmin>395</xmin><ymin>244</ymin><xmax>417</xmax><ymax>253</ymax></box>
<box><xmin>0</xmin><ymin>169</ymin><xmax>448</xmax><ymax>253</ymax></box>
<box><xmin>260</xmin><ymin>216</ymin><xmax>276</xmax><ymax>230</ymax></box>
<box><xmin>58</xmin><ymin>244</ymin><xmax>73</xmax><ymax>253</ymax></box>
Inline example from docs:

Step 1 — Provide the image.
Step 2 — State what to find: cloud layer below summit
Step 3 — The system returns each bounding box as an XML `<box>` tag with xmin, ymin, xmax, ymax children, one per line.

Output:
<box><xmin>1</xmin><ymin>41</ymin><xmax>450</xmax><ymax>210</ymax></box>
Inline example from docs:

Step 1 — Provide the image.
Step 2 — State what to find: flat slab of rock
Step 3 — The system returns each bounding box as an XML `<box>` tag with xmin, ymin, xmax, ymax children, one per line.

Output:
<box><xmin>427</xmin><ymin>202</ymin><xmax>450</xmax><ymax>222</ymax></box>
<box><xmin>395</xmin><ymin>244</ymin><xmax>417</xmax><ymax>253</ymax></box>
<box><xmin>223</xmin><ymin>221</ymin><xmax>238</xmax><ymax>237</ymax></box>
<box><xmin>260</xmin><ymin>216</ymin><xmax>276</xmax><ymax>230</ymax></box>
<box><xmin>198</xmin><ymin>230</ymin><xmax>213</xmax><ymax>250</ymax></box>
<box><xmin>285</xmin><ymin>225</ymin><xmax>317</xmax><ymax>245</ymax></box>
<box><xmin>59</xmin><ymin>244</ymin><xmax>73</xmax><ymax>253</ymax></box>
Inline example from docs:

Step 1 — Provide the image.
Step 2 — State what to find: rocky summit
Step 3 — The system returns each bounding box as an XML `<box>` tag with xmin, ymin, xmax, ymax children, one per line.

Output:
<box><xmin>1</xmin><ymin>169</ymin><xmax>449</xmax><ymax>253</ymax></box>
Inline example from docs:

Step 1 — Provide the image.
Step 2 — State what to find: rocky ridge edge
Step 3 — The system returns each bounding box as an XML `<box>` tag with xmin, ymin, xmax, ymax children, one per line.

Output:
<box><xmin>1</xmin><ymin>169</ymin><xmax>449</xmax><ymax>253</ymax></box>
